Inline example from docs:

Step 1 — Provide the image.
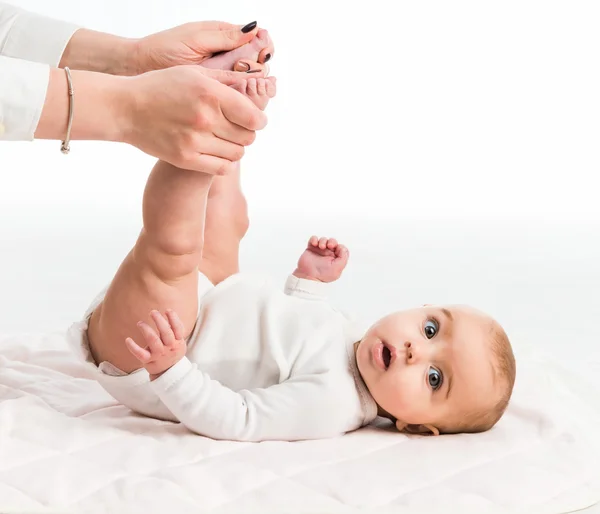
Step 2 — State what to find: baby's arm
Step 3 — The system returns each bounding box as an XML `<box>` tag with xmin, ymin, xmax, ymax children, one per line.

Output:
<box><xmin>126</xmin><ymin>314</ymin><xmax>343</xmax><ymax>442</ymax></box>
<box><xmin>152</xmin><ymin>360</ymin><xmax>340</xmax><ymax>441</ymax></box>
<box><xmin>293</xmin><ymin>236</ymin><xmax>349</xmax><ymax>283</ymax></box>
<box><xmin>284</xmin><ymin>236</ymin><xmax>349</xmax><ymax>301</ymax></box>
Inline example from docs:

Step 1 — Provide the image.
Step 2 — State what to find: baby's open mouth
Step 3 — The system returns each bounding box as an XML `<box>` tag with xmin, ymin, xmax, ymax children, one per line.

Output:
<box><xmin>382</xmin><ymin>344</ymin><xmax>392</xmax><ymax>370</ymax></box>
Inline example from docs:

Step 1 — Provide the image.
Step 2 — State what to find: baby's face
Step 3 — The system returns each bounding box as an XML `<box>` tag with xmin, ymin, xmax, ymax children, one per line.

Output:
<box><xmin>356</xmin><ymin>305</ymin><xmax>497</xmax><ymax>432</ymax></box>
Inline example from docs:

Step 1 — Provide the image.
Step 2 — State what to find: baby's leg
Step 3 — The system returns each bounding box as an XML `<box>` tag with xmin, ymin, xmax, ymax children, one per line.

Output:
<box><xmin>87</xmin><ymin>162</ymin><xmax>213</xmax><ymax>373</ymax></box>
<box><xmin>199</xmin><ymin>77</ymin><xmax>276</xmax><ymax>284</ymax></box>
<box><xmin>199</xmin><ymin>162</ymin><xmax>247</xmax><ymax>284</ymax></box>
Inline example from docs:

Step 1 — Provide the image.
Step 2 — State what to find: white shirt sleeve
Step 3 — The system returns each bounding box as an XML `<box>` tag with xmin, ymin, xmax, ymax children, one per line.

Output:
<box><xmin>150</xmin><ymin>355</ymin><xmax>346</xmax><ymax>442</ymax></box>
<box><xmin>284</xmin><ymin>274</ymin><xmax>330</xmax><ymax>301</ymax></box>
<box><xmin>0</xmin><ymin>2</ymin><xmax>79</xmax><ymax>65</ymax></box>
<box><xmin>0</xmin><ymin>56</ymin><xmax>49</xmax><ymax>140</ymax></box>
<box><xmin>0</xmin><ymin>2</ymin><xmax>79</xmax><ymax>140</ymax></box>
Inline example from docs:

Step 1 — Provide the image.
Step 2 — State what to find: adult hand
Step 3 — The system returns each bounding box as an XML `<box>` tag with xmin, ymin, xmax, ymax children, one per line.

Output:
<box><xmin>132</xmin><ymin>21</ymin><xmax>273</xmax><ymax>74</ymax></box>
<box><xmin>122</xmin><ymin>65</ymin><xmax>268</xmax><ymax>175</ymax></box>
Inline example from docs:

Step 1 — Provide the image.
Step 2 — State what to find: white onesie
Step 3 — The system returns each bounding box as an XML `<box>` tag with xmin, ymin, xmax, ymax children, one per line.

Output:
<box><xmin>67</xmin><ymin>273</ymin><xmax>378</xmax><ymax>442</ymax></box>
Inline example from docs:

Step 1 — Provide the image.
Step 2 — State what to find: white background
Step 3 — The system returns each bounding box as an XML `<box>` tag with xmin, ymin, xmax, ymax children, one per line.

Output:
<box><xmin>0</xmin><ymin>0</ymin><xmax>599</xmax><ymax>360</ymax></box>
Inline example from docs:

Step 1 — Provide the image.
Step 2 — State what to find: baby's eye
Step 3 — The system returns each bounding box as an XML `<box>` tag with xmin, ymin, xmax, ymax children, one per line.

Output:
<box><xmin>424</xmin><ymin>319</ymin><xmax>439</xmax><ymax>339</ymax></box>
<box><xmin>428</xmin><ymin>367</ymin><xmax>443</xmax><ymax>390</ymax></box>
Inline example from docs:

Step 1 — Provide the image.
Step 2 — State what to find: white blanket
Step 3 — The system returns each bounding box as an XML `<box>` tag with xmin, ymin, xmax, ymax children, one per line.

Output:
<box><xmin>1</xmin><ymin>331</ymin><xmax>599</xmax><ymax>514</ymax></box>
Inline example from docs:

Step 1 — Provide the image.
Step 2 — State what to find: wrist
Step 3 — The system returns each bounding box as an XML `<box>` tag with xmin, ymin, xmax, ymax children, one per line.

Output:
<box><xmin>35</xmin><ymin>68</ymin><xmax>132</xmax><ymax>143</ymax></box>
<box><xmin>60</xmin><ymin>29</ymin><xmax>140</xmax><ymax>76</ymax></box>
<box><xmin>107</xmin><ymin>75</ymin><xmax>136</xmax><ymax>144</ymax></box>
<box><xmin>149</xmin><ymin>371</ymin><xmax>165</xmax><ymax>381</ymax></box>
<box><xmin>128</xmin><ymin>37</ymin><xmax>154</xmax><ymax>75</ymax></box>
<box><xmin>110</xmin><ymin>37</ymin><xmax>141</xmax><ymax>76</ymax></box>
<box><xmin>292</xmin><ymin>269</ymin><xmax>324</xmax><ymax>282</ymax></box>
<box><xmin>75</xmin><ymin>71</ymin><xmax>133</xmax><ymax>143</ymax></box>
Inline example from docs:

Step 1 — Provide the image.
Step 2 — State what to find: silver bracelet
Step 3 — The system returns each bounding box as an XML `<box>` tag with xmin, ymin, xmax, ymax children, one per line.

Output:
<box><xmin>60</xmin><ymin>67</ymin><xmax>74</xmax><ymax>154</ymax></box>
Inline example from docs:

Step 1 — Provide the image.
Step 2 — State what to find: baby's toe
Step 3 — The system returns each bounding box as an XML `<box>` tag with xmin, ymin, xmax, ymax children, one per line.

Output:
<box><xmin>256</xmin><ymin>78</ymin><xmax>267</xmax><ymax>96</ymax></box>
<box><xmin>231</xmin><ymin>80</ymin><xmax>247</xmax><ymax>94</ymax></box>
<box><xmin>266</xmin><ymin>77</ymin><xmax>277</xmax><ymax>97</ymax></box>
<box><xmin>246</xmin><ymin>78</ymin><xmax>258</xmax><ymax>96</ymax></box>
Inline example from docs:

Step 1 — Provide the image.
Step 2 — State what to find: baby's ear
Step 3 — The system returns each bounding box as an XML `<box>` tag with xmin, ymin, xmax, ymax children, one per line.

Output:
<box><xmin>396</xmin><ymin>421</ymin><xmax>440</xmax><ymax>436</ymax></box>
<box><xmin>395</xmin><ymin>420</ymin><xmax>407</xmax><ymax>432</ymax></box>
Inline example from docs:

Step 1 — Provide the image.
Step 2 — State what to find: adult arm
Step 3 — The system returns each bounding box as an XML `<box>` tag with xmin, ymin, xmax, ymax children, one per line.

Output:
<box><xmin>0</xmin><ymin>55</ymin><xmax>123</xmax><ymax>141</ymax></box>
<box><xmin>0</xmin><ymin>1</ymin><xmax>79</xmax><ymax>140</ymax></box>
<box><xmin>0</xmin><ymin>3</ymin><xmax>267</xmax><ymax>173</ymax></box>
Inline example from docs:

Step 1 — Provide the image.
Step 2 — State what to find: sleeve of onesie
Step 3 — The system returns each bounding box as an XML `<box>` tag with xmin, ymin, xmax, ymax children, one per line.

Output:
<box><xmin>0</xmin><ymin>2</ymin><xmax>79</xmax><ymax>141</ymax></box>
<box><xmin>284</xmin><ymin>274</ymin><xmax>330</xmax><ymax>301</ymax></box>
<box><xmin>149</xmin><ymin>356</ymin><xmax>347</xmax><ymax>442</ymax></box>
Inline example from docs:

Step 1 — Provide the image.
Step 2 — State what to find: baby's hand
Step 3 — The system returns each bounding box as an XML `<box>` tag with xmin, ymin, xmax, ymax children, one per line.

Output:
<box><xmin>125</xmin><ymin>309</ymin><xmax>187</xmax><ymax>381</ymax></box>
<box><xmin>293</xmin><ymin>236</ymin><xmax>349</xmax><ymax>283</ymax></box>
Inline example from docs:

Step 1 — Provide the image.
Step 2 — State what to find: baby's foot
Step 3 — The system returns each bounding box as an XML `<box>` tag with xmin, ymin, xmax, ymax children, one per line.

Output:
<box><xmin>202</xmin><ymin>28</ymin><xmax>273</xmax><ymax>72</ymax></box>
<box><xmin>231</xmin><ymin>76</ymin><xmax>276</xmax><ymax>111</ymax></box>
<box><xmin>294</xmin><ymin>236</ymin><xmax>350</xmax><ymax>283</ymax></box>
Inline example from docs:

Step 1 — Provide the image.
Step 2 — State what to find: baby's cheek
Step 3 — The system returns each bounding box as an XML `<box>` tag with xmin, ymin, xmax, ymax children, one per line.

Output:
<box><xmin>386</xmin><ymin>372</ymin><xmax>430</xmax><ymax>420</ymax></box>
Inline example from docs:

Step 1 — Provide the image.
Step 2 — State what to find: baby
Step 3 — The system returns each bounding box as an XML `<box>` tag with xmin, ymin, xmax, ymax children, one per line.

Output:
<box><xmin>68</xmin><ymin>33</ymin><xmax>516</xmax><ymax>441</ymax></box>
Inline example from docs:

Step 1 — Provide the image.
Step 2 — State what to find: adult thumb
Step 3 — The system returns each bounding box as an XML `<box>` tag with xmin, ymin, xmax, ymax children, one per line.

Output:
<box><xmin>200</xmin><ymin>67</ymin><xmax>266</xmax><ymax>86</ymax></box>
<box><xmin>201</xmin><ymin>22</ymin><xmax>258</xmax><ymax>54</ymax></box>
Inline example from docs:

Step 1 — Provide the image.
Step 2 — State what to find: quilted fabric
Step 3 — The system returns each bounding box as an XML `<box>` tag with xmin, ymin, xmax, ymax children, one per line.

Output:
<box><xmin>1</xmin><ymin>332</ymin><xmax>599</xmax><ymax>514</ymax></box>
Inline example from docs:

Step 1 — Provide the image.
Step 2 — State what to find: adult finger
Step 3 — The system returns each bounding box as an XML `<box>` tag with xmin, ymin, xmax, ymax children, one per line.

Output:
<box><xmin>219</xmin><ymin>86</ymin><xmax>267</xmax><ymax>131</ymax></box>
<box><xmin>193</xmin><ymin>134</ymin><xmax>246</xmax><ymax>162</ymax></box>
<box><xmin>193</xmin><ymin>21</ymin><xmax>240</xmax><ymax>31</ymax></box>
<box><xmin>212</xmin><ymin>119</ymin><xmax>256</xmax><ymax>147</ymax></box>
<box><xmin>201</xmin><ymin>67</ymin><xmax>266</xmax><ymax>86</ymax></box>
<box><xmin>184</xmin><ymin>154</ymin><xmax>237</xmax><ymax>175</ymax></box>
<box><xmin>233</xmin><ymin>60</ymin><xmax>269</xmax><ymax>76</ymax></box>
<box><xmin>195</xmin><ymin>22</ymin><xmax>259</xmax><ymax>54</ymax></box>
<box><xmin>196</xmin><ymin>75</ymin><xmax>267</xmax><ymax>131</ymax></box>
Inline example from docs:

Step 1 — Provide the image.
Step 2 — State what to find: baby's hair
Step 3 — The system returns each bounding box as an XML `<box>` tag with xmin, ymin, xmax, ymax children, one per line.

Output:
<box><xmin>443</xmin><ymin>321</ymin><xmax>516</xmax><ymax>434</ymax></box>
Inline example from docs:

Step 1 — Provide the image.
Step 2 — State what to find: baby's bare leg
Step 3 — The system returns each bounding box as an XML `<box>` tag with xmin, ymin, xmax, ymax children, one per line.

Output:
<box><xmin>87</xmin><ymin>161</ymin><xmax>213</xmax><ymax>373</ymax></box>
<box><xmin>199</xmin><ymin>76</ymin><xmax>275</xmax><ymax>284</ymax></box>
<box><xmin>199</xmin><ymin>162</ymin><xmax>248</xmax><ymax>285</ymax></box>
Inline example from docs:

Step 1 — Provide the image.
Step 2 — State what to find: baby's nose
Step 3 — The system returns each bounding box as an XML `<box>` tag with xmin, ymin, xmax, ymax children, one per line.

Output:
<box><xmin>404</xmin><ymin>341</ymin><xmax>422</xmax><ymax>363</ymax></box>
<box><xmin>404</xmin><ymin>341</ymin><xmax>414</xmax><ymax>362</ymax></box>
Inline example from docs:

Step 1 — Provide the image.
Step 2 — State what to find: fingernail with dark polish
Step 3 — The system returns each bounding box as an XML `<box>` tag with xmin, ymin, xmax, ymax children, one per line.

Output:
<box><xmin>246</xmin><ymin>69</ymin><xmax>261</xmax><ymax>74</ymax></box>
<box><xmin>264</xmin><ymin>53</ymin><xmax>272</xmax><ymax>63</ymax></box>
<box><xmin>241</xmin><ymin>21</ymin><xmax>257</xmax><ymax>33</ymax></box>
